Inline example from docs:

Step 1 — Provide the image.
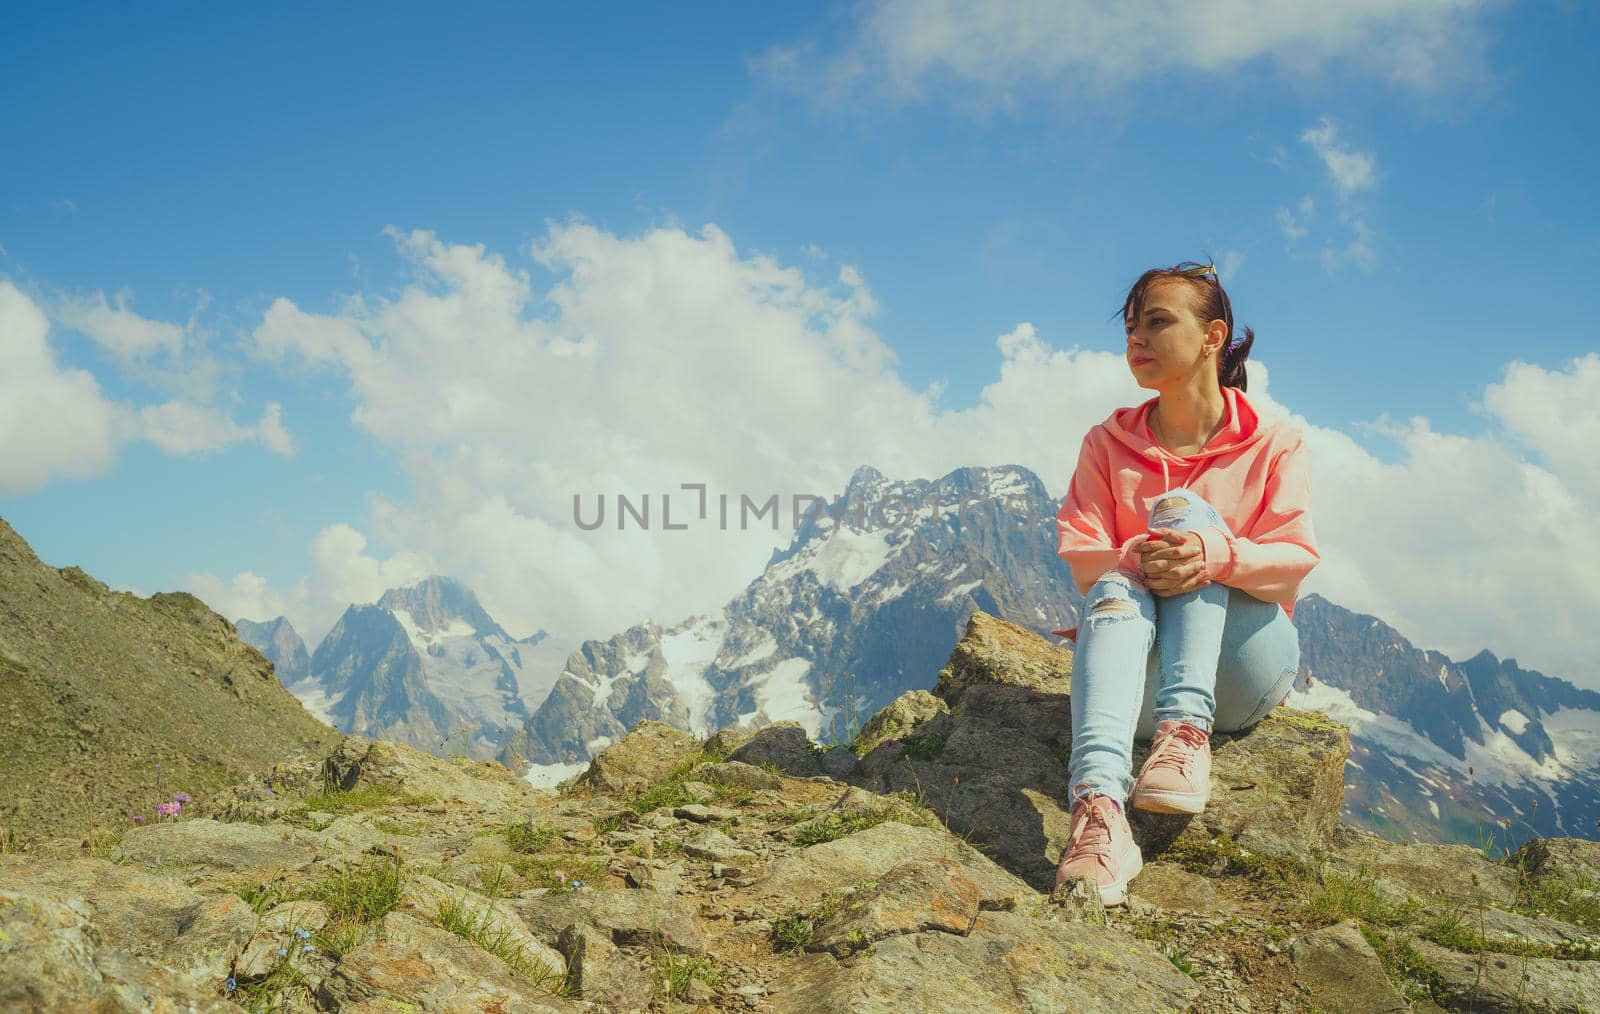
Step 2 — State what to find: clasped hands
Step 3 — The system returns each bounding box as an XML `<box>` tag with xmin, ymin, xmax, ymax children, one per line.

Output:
<box><xmin>1137</xmin><ymin>528</ymin><xmax>1211</xmax><ymax>597</ymax></box>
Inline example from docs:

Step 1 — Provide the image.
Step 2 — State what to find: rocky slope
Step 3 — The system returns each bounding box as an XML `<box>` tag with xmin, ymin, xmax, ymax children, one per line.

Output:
<box><xmin>0</xmin><ymin>516</ymin><xmax>342</xmax><ymax>844</ymax></box>
<box><xmin>4</xmin><ymin>612</ymin><xmax>1596</xmax><ymax>1011</ymax></box>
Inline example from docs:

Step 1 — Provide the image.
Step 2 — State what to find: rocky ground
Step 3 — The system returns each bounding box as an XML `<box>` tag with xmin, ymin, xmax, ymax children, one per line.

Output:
<box><xmin>2</xmin><ymin>612</ymin><xmax>1597</xmax><ymax>1012</ymax></box>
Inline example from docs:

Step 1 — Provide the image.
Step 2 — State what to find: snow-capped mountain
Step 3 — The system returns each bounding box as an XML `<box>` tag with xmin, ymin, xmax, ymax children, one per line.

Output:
<box><xmin>1288</xmin><ymin>593</ymin><xmax>1600</xmax><ymax>852</ymax></box>
<box><xmin>500</xmin><ymin>463</ymin><xmax>1080</xmax><ymax>781</ymax></box>
<box><xmin>237</xmin><ymin>577</ymin><xmax>568</xmax><ymax>761</ymax></box>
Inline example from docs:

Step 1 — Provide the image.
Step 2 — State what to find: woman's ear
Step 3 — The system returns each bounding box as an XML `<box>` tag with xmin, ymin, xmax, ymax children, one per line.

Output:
<box><xmin>1206</xmin><ymin>318</ymin><xmax>1228</xmax><ymax>357</ymax></box>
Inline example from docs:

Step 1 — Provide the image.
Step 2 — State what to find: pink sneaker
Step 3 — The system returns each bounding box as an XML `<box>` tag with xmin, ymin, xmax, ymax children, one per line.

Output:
<box><xmin>1055</xmin><ymin>787</ymin><xmax>1143</xmax><ymax>905</ymax></box>
<box><xmin>1131</xmin><ymin>719</ymin><xmax>1212</xmax><ymax>814</ymax></box>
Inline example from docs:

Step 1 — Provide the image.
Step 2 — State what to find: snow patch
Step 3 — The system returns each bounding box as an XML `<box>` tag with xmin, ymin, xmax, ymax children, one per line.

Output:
<box><xmin>938</xmin><ymin>579</ymin><xmax>984</xmax><ymax>604</ymax></box>
<box><xmin>1498</xmin><ymin>709</ymin><xmax>1530</xmax><ymax>735</ymax></box>
<box><xmin>524</xmin><ymin>760</ymin><xmax>588</xmax><ymax>790</ymax></box>
<box><xmin>769</xmin><ymin>527</ymin><xmax>899</xmax><ymax>593</ymax></box>
<box><xmin>660</xmin><ymin>617</ymin><xmax>726</xmax><ymax>734</ymax></box>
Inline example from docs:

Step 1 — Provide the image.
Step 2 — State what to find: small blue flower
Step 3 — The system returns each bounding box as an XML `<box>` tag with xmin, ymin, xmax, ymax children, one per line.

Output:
<box><xmin>570</xmin><ymin>879</ymin><xmax>584</xmax><ymax>889</ymax></box>
<box><xmin>302</xmin><ymin>943</ymin><xmax>314</xmax><ymax>953</ymax></box>
<box><xmin>277</xmin><ymin>946</ymin><xmax>288</xmax><ymax>957</ymax></box>
<box><xmin>294</xmin><ymin>928</ymin><xmax>311</xmax><ymax>939</ymax></box>
<box><xmin>225</xmin><ymin>976</ymin><xmax>236</xmax><ymax>992</ymax></box>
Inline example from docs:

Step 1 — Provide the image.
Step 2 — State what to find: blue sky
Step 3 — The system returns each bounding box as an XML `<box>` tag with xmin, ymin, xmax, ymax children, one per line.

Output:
<box><xmin>4</xmin><ymin>2</ymin><xmax>1599</xmax><ymax>687</ymax></box>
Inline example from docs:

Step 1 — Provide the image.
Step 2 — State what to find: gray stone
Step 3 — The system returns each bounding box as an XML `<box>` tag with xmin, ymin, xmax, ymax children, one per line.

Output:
<box><xmin>1289</xmin><ymin>919</ymin><xmax>1408</xmax><ymax>1013</ymax></box>
<box><xmin>682</xmin><ymin>827</ymin><xmax>756</xmax><ymax>862</ymax></box>
<box><xmin>1412</xmin><ymin>936</ymin><xmax>1600</xmax><ymax>1012</ymax></box>
<box><xmin>514</xmin><ymin>888</ymin><xmax>708</xmax><ymax>954</ymax></box>
<box><xmin>696</xmin><ymin>760</ymin><xmax>784</xmax><ymax>791</ymax></box>
<box><xmin>808</xmin><ymin>858</ymin><xmax>981</xmax><ymax>957</ymax></box>
<box><xmin>726</xmin><ymin>721</ymin><xmax>824</xmax><ymax>777</ymax></box>
<box><xmin>556</xmin><ymin>922</ymin><xmax>654</xmax><ymax>1012</ymax></box>
<box><xmin>771</xmin><ymin>908</ymin><xmax>1198</xmax><ymax>1012</ymax></box>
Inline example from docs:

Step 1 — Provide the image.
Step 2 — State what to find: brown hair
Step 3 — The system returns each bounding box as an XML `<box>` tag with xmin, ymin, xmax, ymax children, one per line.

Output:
<box><xmin>1113</xmin><ymin>259</ymin><xmax>1254</xmax><ymax>391</ymax></box>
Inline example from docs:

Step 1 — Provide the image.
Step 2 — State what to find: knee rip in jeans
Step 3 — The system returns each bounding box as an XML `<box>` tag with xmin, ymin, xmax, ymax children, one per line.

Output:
<box><xmin>1151</xmin><ymin>495</ymin><xmax>1195</xmax><ymax>528</ymax></box>
<box><xmin>1087</xmin><ymin>593</ymin><xmax>1141</xmax><ymax>623</ymax></box>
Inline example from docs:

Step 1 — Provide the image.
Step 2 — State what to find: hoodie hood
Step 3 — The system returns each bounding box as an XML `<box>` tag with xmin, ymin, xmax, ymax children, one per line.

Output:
<box><xmin>1103</xmin><ymin>385</ymin><xmax>1273</xmax><ymax>496</ymax></box>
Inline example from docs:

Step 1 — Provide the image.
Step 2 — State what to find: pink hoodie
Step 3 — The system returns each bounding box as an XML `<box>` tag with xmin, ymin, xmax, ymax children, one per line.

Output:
<box><xmin>1054</xmin><ymin>385</ymin><xmax>1319</xmax><ymax>641</ymax></box>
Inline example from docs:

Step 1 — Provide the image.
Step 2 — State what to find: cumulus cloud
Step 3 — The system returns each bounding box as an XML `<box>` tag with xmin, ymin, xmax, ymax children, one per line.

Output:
<box><xmin>53</xmin><ymin>288</ymin><xmax>186</xmax><ymax>360</ymax></box>
<box><xmin>139</xmin><ymin>400</ymin><xmax>295</xmax><ymax>457</ymax></box>
<box><xmin>0</xmin><ymin>278</ymin><xmax>297</xmax><ymax>494</ymax></box>
<box><xmin>754</xmin><ymin>0</ymin><xmax>1504</xmax><ymax>112</ymax></box>
<box><xmin>185</xmin><ymin>522</ymin><xmax>436</xmax><ymax>647</ymax></box>
<box><xmin>0</xmin><ymin>279</ymin><xmax>128</xmax><ymax>495</ymax></box>
<box><xmin>221</xmin><ymin>223</ymin><xmax>1600</xmax><ymax>691</ymax></box>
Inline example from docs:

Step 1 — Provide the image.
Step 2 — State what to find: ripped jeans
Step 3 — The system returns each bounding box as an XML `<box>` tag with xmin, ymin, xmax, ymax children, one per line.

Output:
<box><xmin>1067</xmin><ymin>487</ymin><xmax>1301</xmax><ymax>802</ymax></box>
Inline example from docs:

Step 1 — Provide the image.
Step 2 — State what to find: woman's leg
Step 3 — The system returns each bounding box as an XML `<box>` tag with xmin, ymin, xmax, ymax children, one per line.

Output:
<box><xmin>1068</xmin><ymin>568</ymin><xmax>1157</xmax><ymax>803</ymax></box>
<box><xmin>1144</xmin><ymin>487</ymin><xmax>1232</xmax><ymax>732</ymax></box>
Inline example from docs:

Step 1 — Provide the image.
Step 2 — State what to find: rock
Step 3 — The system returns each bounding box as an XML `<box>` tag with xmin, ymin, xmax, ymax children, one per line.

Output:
<box><xmin>673</xmin><ymin>803</ymin><xmax>740</xmax><ymax>823</ymax></box>
<box><xmin>682</xmin><ymin>827</ymin><xmax>756</xmax><ymax>862</ymax></box>
<box><xmin>808</xmin><ymin>858</ymin><xmax>981</xmax><ymax>956</ymax></box>
<box><xmin>319</xmin><ymin>734</ymin><xmax>539</xmax><ymax>819</ymax></box>
<box><xmin>747</xmin><ymin>820</ymin><xmax>1036</xmax><ymax>913</ymax></box>
<box><xmin>1511</xmin><ymin>837</ymin><xmax>1600</xmax><ymax>884</ymax></box>
<box><xmin>771</xmin><ymin>908</ymin><xmax>1198</xmax><ymax>1011</ymax></box>
<box><xmin>818</xmin><ymin>745</ymin><xmax>859</xmax><ymax>780</ymax></box>
<box><xmin>704</xmin><ymin>722</ymin><xmax>762</xmax><ymax>757</ymax></box>
<box><xmin>0</xmin><ymin>858</ymin><xmax>257</xmax><ymax>1009</ymax></box>
<box><xmin>575</xmin><ymin>720</ymin><xmax>702</xmax><ymax>797</ymax></box>
<box><xmin>315</xmin><ymin>910</ymin><xmax>573</xmax><ymax>1011</ymax></box>
<box><xmin>679</xmin><ymin>780</ymin><xmax>718</xmax><ymax>802</ymax></box>
<box><xmin>696</xmin><ymin>760</ymin><xmax>784</xmax><ymax>790</ymax></box>
<box><xmin>1412</xmin><ymin>937</ymin><xmax>1600</xmax><ymax>1012</ymax></box>
<box><xmin>1328</xmin><ymin>826</ymin><xmax>1519</xmax><ymax>908</ymax></box>
<box><xmin>848</xmin><ymin>612</ymin><xmax>1350</xmax><ymax>890</ymax></box>
<box><xmin>726</xmin><ymin>721</ymin><xmax>823</xmax><ymax>776</ymax></box>
<box><xmin>556</xmin><ymin>922</ymin><xmax>654</xmax><ymax>1012</ymax></box>
<box><xmin>397</xmin><ymin>873</ymin><xmax>567</xmax><ymax>982</ymax></box>
<box><xmin>1130</xmin><ymin>862</ymin><xmax>1220</xmax><ymax>911</ymax></box>
<box><xmin>1289</xmin><ymin>919</ymin><xmax>1408</xmax><ymax>1013</ymax></box>
<box><xmin>514</xmin><ymin>888</ymin><xmax>709</xmax><ymax>954</ymax></box>
<box><xmin>852</xmin><ymin>689</ymin><xmax>949</xmax><ymax>753</ymax></box>
<box><xmin>110</xmin><ymin>817</ymin><xmax>322</xmax><ymax>873</ymax></box>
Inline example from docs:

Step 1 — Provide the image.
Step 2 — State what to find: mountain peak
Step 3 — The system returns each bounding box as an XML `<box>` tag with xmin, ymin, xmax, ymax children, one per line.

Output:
<box><xmin>376</xmin><ymin>576</ymin><xmax>507</xmax><ymax>640</ymax></box>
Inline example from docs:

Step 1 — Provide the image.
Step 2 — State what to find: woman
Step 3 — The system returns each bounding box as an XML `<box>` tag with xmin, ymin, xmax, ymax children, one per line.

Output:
<box><xmin>1052</xmin><ymin>260</ymin><xmax>1319</xmax><ymax>904</ymax></box>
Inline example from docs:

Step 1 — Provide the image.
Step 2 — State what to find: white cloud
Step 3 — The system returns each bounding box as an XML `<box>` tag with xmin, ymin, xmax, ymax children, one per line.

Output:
<box><xmin>54</xmin><ymin>288</ymin><xmax>186</xmax><ymax>360</ymax></box>
<box><xmin>138</xmin><ymin>399</ymin><xmax>296</xmax><ymax>457</ymax></box>
<box><xmin>0</xmin><ymin>279</ymin><xmax>128</xmax><ymax>495</ymax></box>
<box><xmin>184</xmin><ymin>522</ymin><xmax>435</xmax><ymax>647</ymax></box>
<box><xmin>1300</xmin><ymin>116</ymin><xmax>1378</xmax><ymax>195</ymax></box>
<box><xmin>756</xmin><ymin>0</ymin><xmax>1504</xmax><ymax>112</ymax></box>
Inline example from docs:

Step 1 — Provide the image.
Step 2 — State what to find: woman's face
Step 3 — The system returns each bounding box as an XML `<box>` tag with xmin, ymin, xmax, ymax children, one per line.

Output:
<box><xmin>1124</xmin><ymin>279</ymin><xmax>1221</xmax><ymax>388</ymax></box>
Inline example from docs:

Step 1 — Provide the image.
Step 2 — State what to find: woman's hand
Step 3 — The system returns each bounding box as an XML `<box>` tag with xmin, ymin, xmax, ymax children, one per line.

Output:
<box><xmin>1138</xmin><ymin>528</ymin><xmax>1211</xmax><ymax>597</ymax></box>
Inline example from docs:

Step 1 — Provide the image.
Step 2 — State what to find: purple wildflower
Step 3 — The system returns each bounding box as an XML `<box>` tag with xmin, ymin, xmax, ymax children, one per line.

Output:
<box><xmin>131</xmin><ymin>814</ymin><xmax>146</xmax><ymax>823</ymax></box>
<box><xmin>174</xmin><ymin>793</ymin><xmax>191</xmax><ymax>803</ymax></box>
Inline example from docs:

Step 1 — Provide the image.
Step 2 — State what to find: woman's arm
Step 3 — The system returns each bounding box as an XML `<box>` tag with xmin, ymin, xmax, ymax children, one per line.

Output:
<box><xmin>1056</xmin><ymin>435</ymin><xmax>1152</xmax><ymax>598</ymax></box>
<box><xmin>1193</xmin><ymin>431</ymin><xmax>1320</xmax><ymax>603</ymax></box>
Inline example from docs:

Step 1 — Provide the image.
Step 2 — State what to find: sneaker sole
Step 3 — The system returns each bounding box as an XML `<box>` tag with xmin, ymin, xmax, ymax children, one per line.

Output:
<box><xmin>1054</xmin><ymin>846</ymin><xmax>1144</xmax><ymax>906</ymax></box>
<box><xmin>1129</xmin><ymin>787</ymin><xmax>1209</xmax><ymax>814</ymax></box>
<box><xmin>1101</xmin><ymin>846</ymin><xmax>1143</xmax><ymax>905</ymax></box>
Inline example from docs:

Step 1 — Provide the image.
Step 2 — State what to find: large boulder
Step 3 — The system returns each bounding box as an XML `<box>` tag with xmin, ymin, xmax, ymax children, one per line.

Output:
<box><xmin>847</xmin><ymin>611</ymin><xmax>1350</xmax><ymax>890</ymax></box>
<box><xmin>572</xmin><ymin>720</ymin><xmax>702</xmax><ymax>797</ymax></box>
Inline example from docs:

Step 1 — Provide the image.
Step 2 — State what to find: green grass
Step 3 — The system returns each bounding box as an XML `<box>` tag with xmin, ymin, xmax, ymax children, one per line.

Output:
<box><xmin>627</xmin><ymin>750</ymin><xmax>756</xmax><ymax>814</ymax></box>
<box><xmin>302</xmin><ymin>856</ymin><xmax>404</xmax><ymax>924</ymax></box>
<box><xmin>505</xmin><ymin>820</ymin><xmax>560</xmax><ymax>853</ymax></box>
<box><xmin>1301</xmin><ymin>868</ymin><xmax>1422</xmax><ymax>928</ymax></box>
<box><xmin>899</xmin><ymin>728</ymin><xmax>950</xmax><ymax>760</ymax></box>
<box><xmin>436</xmin><ymin>889</ymin><xmax>575</xmax><ymax>997</ymax></box>
<box><xmin>653</xmin><ymin>938</ymin><xmax>725</xmax><ymax>1002</ymax></box>
<box><xmin>791</xmin><ymin>800</ymin><xmax>916</xmax><ymax>847</ymax></box>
